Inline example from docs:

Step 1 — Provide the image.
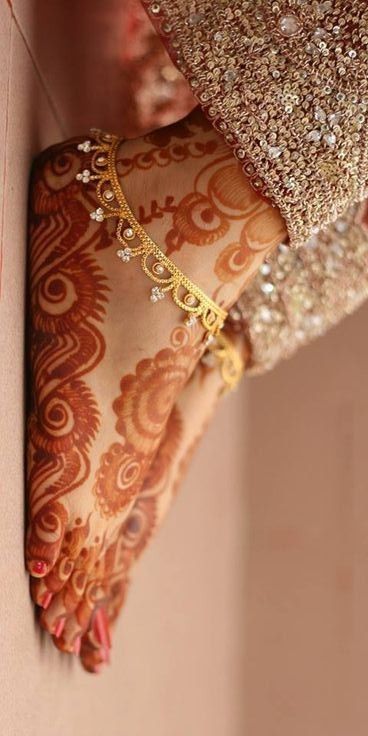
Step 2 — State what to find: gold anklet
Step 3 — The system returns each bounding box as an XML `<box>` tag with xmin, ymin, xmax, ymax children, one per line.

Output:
<box><xmin>76</xmin><ymin>130</ymin><xmax>227</xmax><ymax>339</ymax></box>
<box><xmin>208</xmin><ymin>332</ymin><xmax>245</xmax><ymax>392</ymax></box>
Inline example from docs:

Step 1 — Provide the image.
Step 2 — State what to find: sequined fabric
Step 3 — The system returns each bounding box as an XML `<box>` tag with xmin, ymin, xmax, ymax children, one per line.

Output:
<box><xmin>142</xmin><ymin>0</ymin><xmax>368</xmax><ymax>248</ymax></box>
<box><xmin>230</xmin><ymin>203</ymin><xmax>368</xmax><ymax>373</ymax></box>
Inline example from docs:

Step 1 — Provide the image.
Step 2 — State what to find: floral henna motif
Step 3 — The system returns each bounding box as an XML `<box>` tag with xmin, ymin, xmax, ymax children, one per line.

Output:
<box><xmin>80</xmin><ymin>409</ymin><xmax>184</xmax><ymax>670</ymax></box>
<box><xmin>27</xmin><ymin>140</ymin><xmax>110</xmax><ymax>573</ymax></box>
<box><xmin>93</xmin><ymin>334</ymin><xmax>195</xmax><ymax>519</ymax></box>
<box><xmin>113</xmin><ymin>344</ymin><xmax>195</xmax><ymax>452</ymax></box>
<box><xmin>79</xmin><ymin>387</ymin><xmax>215</xmax><ymax>672</ymax></box>
<box><xmin>93</xmin><ymin>441</ymin><xmax>150</xmax><ymax>519</ymax></box>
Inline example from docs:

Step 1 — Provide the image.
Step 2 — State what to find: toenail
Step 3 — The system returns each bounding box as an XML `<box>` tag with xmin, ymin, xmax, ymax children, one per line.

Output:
<box><xmin>91</xmin><ymin>665</ymin><xmax>102</xmax><ymax>675</ymax></box>
<box><xmin>93</xmin><ymin>608</ymin><xmax>111</xmax><ymax>651</ymax></box>
<box><xmin>73</xmin><ymin>636</ymin><xmax>81</xmax><ymax>656</ymax></box>
<box><xmin>54</xmin><ymin>617</ymin><xmax>66</xmax><ymax>638</ymax></box>
<box><xmin>30</xmin><ymin>560</ymin><xmax>48</xmax><ymax>577</ymax></box>
<box><xmin>40</xmin><ymin>592</ymin><xmax>53</xmax><ymax>610</ymax></box>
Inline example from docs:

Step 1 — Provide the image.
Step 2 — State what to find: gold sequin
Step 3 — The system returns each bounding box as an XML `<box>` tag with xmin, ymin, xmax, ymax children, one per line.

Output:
<box><xmin>143</xmin><ymin>0</ymin><xmax>368</xmax><ymax>247</ymax></box>
<box><xmin>232</xmin><ymin>204</ymin><xmax>368</xmax><ymax>373</ymax></box>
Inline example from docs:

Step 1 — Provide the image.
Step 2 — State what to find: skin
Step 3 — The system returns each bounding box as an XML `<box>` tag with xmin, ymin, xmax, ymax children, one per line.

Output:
<box><xmin>26</xmin><ymin>108</ymin><xmax>286</xmax><ymax>668</ymax></box>
<box><xmin>76</xmin><ymin>330</ymin><xmax>249</xmax><ymax>673</ymax></box>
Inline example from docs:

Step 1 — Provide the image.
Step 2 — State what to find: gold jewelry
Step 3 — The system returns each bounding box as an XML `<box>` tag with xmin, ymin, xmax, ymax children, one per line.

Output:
<box><xmin>76</xmin><ymin>130</ymin><xmax>227</xmax><ymax>339</ymax></box>
<box><xmin>205</xmin><ymin>332</ymin><xmax>245</xmax><ymax>392</ymax></box>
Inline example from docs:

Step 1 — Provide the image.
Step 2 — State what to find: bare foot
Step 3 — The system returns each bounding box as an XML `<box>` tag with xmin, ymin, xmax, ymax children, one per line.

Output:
<box><xmin>26</xmin><ymin>110</ymin><xmax>286</xmax><ymax>659</ymax></box>
<box><xmin>76</xmin><ymin>330</ymin><xmax>248</xmax><ymax>673</ymax></box>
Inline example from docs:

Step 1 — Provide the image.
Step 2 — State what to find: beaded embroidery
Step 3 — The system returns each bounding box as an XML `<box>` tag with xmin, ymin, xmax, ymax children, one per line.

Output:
<box><xmin>142</xmin><ymin>0</ymin><xmax>368</xmax><ymax>247</ymax></box>
<box><xmin>231</xmin><ymin>202</ymin><xmax>368</xmax><ymax>373</ymax></box>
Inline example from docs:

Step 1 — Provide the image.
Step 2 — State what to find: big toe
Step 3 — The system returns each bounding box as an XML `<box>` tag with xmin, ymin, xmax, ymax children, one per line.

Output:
<box><xmin>31</xmin><ymin>555</ymin><xmax>74</xmax><ymax>608</ymax></box>
<box><xmin>26</xmin><ymin>501</ymin><xmax>68</xmax><ymax>578</ymax></box>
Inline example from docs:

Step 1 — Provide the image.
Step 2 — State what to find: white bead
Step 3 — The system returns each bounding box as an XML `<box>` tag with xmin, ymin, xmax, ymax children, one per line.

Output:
<box><xmin>77</xmin><ymin>140</ymin><xmax>92</xmax><ymax>153</ymax></box>
<box><xmin>324</xmin><ymin>132</ymin><xmax>336</xmax><ymax>147</ymax></box>
<box><xmin>90</xmin><ymin>207</ymin><xmax>104</xmax><ymax>222</ymax></box>
<box><xmin>150</xmin><ymin>287</ymin><xmax>165</xmax><ymax>303</ymax></box>
<box><xmin>117</xmin><ymin>248</ymin><xmax>132</xmax><ymax>263</ymax></box>
<box><xmin>314</xmin><ymin>106</ymin><xmax>326</xmax><ymax>123</ymax></box>
<box><xmin>261</xmin><ymin>282</ymin><xmax>275</xmax><ymax>295</ymax></box>
<box><xmin>268</xmin><ymin>146</ymin><xmax>283</xmax><ymax>159</ymax></box>
<box><xmin>306</xmin><ymin>129</ymin><xmax>322</xmax><ymax>143</ymax></box>
<box><xmin>185</xmin><ymin>315</ymin><xmax>197</xmax><ymax>328</ymax></box>
<box><xmin>278</xmin><ymin>14</ymin><xmax>301</xmax><ymax>37</ymax></box>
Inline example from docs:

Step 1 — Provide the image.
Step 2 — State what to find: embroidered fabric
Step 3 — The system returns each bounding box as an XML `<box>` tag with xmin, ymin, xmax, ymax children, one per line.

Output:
<box><xmin>230</xmin><ymin>202</ymin><xmax>368</xmax><ymax>373</ymax></box>
<box><xmin>142</xmin><ymin>0</ymin><xmax>368</xmax><ymax>248</ymax></box>
<box><xmin>141</xmin><ymin>0</ymin><xmax>368</xmax><ymax>374</ymax></box>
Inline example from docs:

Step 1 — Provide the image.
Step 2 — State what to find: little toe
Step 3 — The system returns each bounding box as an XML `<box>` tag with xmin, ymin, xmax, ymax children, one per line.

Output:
<box><xmin>80</xmin><ymin>628</ymin><xmax>110</xmax><ymax>674</ymax></box>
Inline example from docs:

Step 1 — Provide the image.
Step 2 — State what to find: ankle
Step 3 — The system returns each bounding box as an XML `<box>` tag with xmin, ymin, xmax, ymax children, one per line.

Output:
<box><xmin>117</xmin><ymin>112</ymin><xmax>287</xmax><ymax>311</ymax></box>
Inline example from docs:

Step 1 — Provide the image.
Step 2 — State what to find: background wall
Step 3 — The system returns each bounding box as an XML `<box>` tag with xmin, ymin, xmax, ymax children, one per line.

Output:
<box><xmin>1</xmin><ymin>2</ymin><xmax>368</xmax><ymax>734</ymax></box>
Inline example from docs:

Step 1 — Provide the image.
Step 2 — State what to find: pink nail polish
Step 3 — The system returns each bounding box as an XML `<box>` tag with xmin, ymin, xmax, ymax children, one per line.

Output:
<box><xmin>31</xmin><ymin>560</ymin><xmax>48</xmax><ymax>577</ymax></box>
<box><xmin>73</xmin><ymin>637</ymin><xmax>81</xmax><ymax>656</ymax></box>
<box><xmin>54</xmin><ymin>617</ymin><xmax>66</xmax><ymax>638</ymax></box>
<box><xmin>94</xmin><ymin>608</ymin><xmax>111</xmax><ymax>651</ymax></box>
<box><xmin>99</xmin><ymin>607</ymin><xmax>112</xmax><ymax>649</ymax></box>
<box><xmin>92</xmin><ymin>665</ymin><xmax>102</xmax><ymax>675</ymax></box>
<box><xmin>40</xmin><ymin>592</ymin><xmax>53</xmax><ymax>610</ymax></box>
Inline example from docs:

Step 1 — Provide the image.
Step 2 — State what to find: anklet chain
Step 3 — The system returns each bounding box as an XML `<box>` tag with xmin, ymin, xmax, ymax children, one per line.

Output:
<box><xmin>76</xmin><ymin>130</ymin><xmax>227</xmax><ymax>339</ymax></box>
<box><xmin>203</xmin><ymin>332</ymin><xmax>245</xmax><ymax>392</ymax></box>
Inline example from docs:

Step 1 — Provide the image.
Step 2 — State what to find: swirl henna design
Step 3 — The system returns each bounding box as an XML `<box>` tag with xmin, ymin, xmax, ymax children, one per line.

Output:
<box><xmin>41</xmin><ymin>325</ymin><xmax>196</xmax><ymax>651</ymax></box>
<box><xmin>116</xmin><ymin>110</ymin><xmax>286</xmax><ymax>300</ymax></box>
<box><xmin>78</xmin><ymin>346</ymin><xmax>237</xmax><ymax>673</ymax></box>
<box><xmin>27</xmin><ymin>140</ymin><xmax>110</xmax><ymax>577</ymax></box>
<box><xmin>93</xmin><ymin>332</ymin><xmax>198</xmax><ymax>518</ymax></box>
<box><xmin>33</xmin><ymin>323</ymin><xmax>198</xmax><ymax>653</ymax></box>
<box><xmin>27</xmin><ymin>113</ymin><xmax>285</xmax><ymax>663</ymax></box>
<box><xmin>79</xmin><ymin>422</ymin><xmax>184</xmax><ymax>672</ymax></box>
<box><xmin>165</xmin><ymin>157</ymin><xmax>285</xmax><ymax>261</ymax></box>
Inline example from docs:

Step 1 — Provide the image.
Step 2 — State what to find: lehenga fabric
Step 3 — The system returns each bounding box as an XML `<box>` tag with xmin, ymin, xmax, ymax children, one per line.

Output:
<box><xmin>232</xmin><ymin>202</ymin><xmax>368</xmax><ymax>373</ymax></box>
<box><xmin>142</xmin><ymin>1</ymin><xmax>368</xmax><ymax>247</ymax></box>
<box><xmin>141</xmin><ymin>0</ymin><xmax>368</xmax><ymax>373</ymax></box>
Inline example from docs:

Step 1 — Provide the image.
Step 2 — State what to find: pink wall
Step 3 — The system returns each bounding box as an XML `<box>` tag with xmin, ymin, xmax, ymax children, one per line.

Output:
<box><xmin>1</xmin><ymin>2</ymin><xmax>368</xmax><ymax>734</ymax></box>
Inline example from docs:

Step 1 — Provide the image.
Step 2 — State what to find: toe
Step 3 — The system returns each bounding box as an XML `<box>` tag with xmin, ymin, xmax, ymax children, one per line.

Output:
<box><xmin>26</xmin><ymin>501</ymin><xmax>68</xmax><ymax>578</ymax></box>
<box><xmin>80</xmin><ymin>609</ymin><xmax>112</xmax><ymax>674</ymax></box>
<box><xmin>31</xmin><ymin>556</ymin><xmax>74</xmax><ymax>607</ymax></box>
<box><xmin>39</xmin><ymin>567</ymin><xmax>88</xmax><ymax>639</ymax></box>
<box><xmin>80</xmin><ymin>634</ymin><xmax>106</xmax><ymax>673</ymax></box>
<box><xmin>60</xmin><ymin>576</ymin><xmax>109</xmax><ymax>653</ymax></box>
